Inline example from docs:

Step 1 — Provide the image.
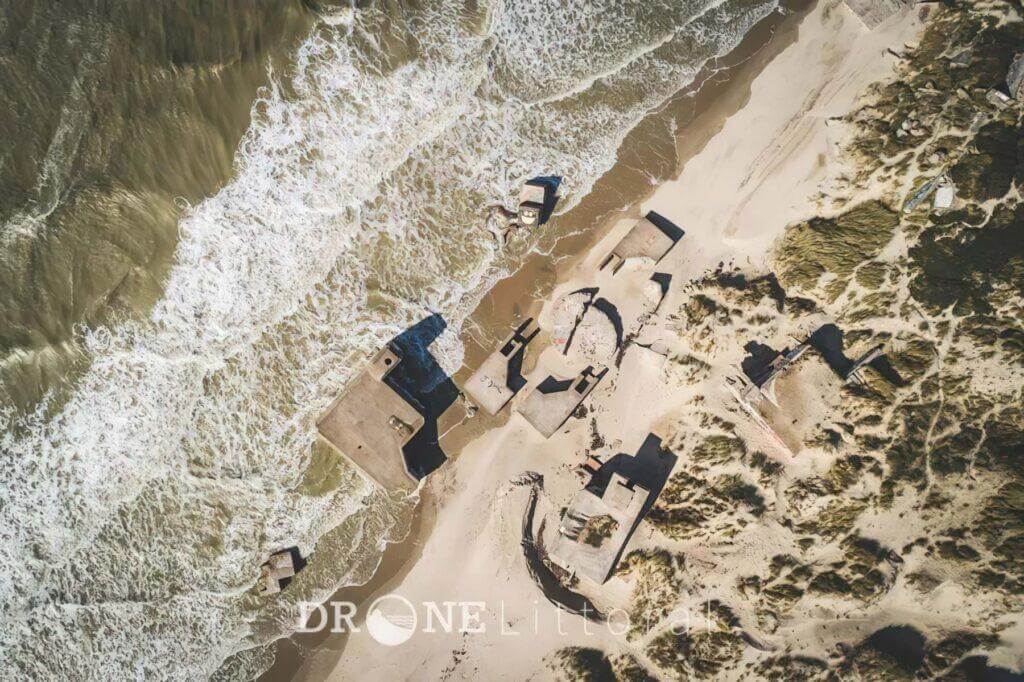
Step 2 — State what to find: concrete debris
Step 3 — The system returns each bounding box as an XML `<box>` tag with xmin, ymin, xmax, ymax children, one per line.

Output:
<box><xmin>898</xmin><ymin>117</ymin><xmax>929</xmax><ymax>137</ymax></box>
<box><xmin>987</xmin><ymin>88</ymin><xmax>1012</xmax><ymax>108</ymax></box>
<box><xmin>949</xmin><ymin>48</ymin><xmax>972</xmax><ymax>68</ymax></box>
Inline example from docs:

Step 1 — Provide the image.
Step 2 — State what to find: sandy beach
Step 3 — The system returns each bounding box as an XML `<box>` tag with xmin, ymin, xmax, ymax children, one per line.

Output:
<box><xmin>273</xmin><ymin>1</ymin><xmax>934</xmax><ymax>679</ymax></box>
<box><xmin>5</xmin><ymin>0</ymin><xmax>1021</xmax><ymax>678</ymax></box>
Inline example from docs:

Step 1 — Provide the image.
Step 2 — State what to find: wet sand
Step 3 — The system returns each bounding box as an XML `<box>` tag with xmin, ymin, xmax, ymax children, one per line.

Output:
<box><xmin>259</xmin><ymin>2</ymin><xmax>817</xmax><ymax>679</ymax></box>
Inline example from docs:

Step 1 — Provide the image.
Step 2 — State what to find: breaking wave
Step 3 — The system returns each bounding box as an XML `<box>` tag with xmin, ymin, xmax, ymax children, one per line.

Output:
<box><xmin>0</xmin><ymin>0</ymin><xmax>777</xmax><ymax>677</ymax></box>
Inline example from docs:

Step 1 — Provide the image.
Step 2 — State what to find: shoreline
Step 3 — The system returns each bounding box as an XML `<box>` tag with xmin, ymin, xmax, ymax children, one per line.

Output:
<box><xmin>319</xmin><ymin>0</ymin><xmax>929</xmax><ymax>678</ymax></box>
<box><xmin>460</xmin><ymin>0</ymin><xmax>817</xmax><ymax>372</ymax></box>
<box><xmin>260</xmin><ymin>491</ymin><xmax>438</xmax><ymax>682</ymax></box>
<box><xmin>260</xmin><ymin>2</ymin><xmax>819</xmax><ymax>679</ymax></box>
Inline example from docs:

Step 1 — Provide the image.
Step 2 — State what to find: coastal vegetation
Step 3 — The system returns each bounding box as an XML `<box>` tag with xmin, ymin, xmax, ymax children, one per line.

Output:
<box><xmin>558</xmin><ymin>1</ymin><xmax>1023</xmax><ymax>678</ymax></box>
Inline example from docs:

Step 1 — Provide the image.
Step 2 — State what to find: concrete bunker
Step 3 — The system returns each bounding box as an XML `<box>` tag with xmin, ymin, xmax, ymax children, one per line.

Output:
<box><xmin>517</xmin><ymin>180</ymin><xmax>548</xmax><ymax>228</ymax></box>
<box><xmin>464</xmin><ymin>317</ymin><xmax>540</xmax><ymax>415</ymax></box>
<box><xmin>599</xmin><ymin>211</ymin><xmax>683</xmax><ymax>274</ymax></box>
<box><xmin>548</xmin><ymin>435</ymin><xmax>676</xmax><ymax>583</ymax></box>
<box><xmin>316</xmin><ymin>346</ymin><xmax>425</xmax><ymax>493</ymax></box>
<box><xmin>841</xmin><ymin>0</ymin><xmax>909</xmax><ymax>29</ymax></box>
<box><xmin>258</xmin><ymin>547</ymin><xmax>308</xmax><ymax>596</ymax></box>
<box><xmin>517</xmin><ymin>365</ymin><xmax>608</xmax><ymax>438</ymax></box>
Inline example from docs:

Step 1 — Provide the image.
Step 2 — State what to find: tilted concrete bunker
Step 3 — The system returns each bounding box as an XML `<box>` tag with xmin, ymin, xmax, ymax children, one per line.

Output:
<box><xmin>316</xmin><ymin>346</ymin><xmax>425</xmax><ymax>493</ymax></box>
<box><xmin>464</xmin><ymin>318</ymin><xmax>540</xmax><ymax>415</ymax></box>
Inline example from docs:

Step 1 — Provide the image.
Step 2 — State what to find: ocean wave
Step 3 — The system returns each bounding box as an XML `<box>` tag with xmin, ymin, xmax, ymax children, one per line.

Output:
<box><xmin>0</xmin><ymin>0</ymin><xmax>777</xmax><ymax>677</ymax></box>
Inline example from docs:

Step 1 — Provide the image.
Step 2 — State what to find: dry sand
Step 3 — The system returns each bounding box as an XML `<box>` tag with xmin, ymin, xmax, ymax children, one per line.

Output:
<box><xmin>297</xmin><ymin>2</ymin><xmax>926</xmax><ymax>679</ymax></box>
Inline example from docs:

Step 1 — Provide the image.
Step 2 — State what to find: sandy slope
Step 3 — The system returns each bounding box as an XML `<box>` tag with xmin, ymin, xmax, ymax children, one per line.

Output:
<box><xmin>325</xmin><ymin>3</ymin><xmax>924</xmax><ymax>679</ymax></box>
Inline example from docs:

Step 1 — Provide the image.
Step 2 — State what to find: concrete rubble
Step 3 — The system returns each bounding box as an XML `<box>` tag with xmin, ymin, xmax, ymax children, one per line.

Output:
<box><xmin>987</xmin><ymin>88</ymin><xmax>1012</xmax><ymax>108</ymax></box>
<box><xmin>1008</xmin><ymin>52</ymin><xmax>1024</xmax><ymax>100</ymax></box>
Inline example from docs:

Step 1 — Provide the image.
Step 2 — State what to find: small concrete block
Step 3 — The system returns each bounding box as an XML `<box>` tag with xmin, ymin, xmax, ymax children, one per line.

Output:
<box><xmin>518</xmin><ymin>181</ymin><xmax>548</xmax><ymax>228</ymax></box>
<box><xmin>1008</xmin><ymin>53</ymin><xmax>1024</xmax><ymax>100</ymax></box>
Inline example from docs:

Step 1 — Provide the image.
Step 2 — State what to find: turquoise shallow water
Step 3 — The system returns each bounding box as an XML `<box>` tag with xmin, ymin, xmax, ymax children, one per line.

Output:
<box><xmin>0</xmin><ymin>0</ymin><xmax>778</xmax><ymax>678</ymax></box>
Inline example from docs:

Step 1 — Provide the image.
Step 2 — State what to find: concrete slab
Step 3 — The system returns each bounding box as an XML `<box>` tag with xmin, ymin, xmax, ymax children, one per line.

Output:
<box><xmin>519</xmin><ymin>181</ymin><xmax>546</xmax><ymax>206</ymax></box>
<box><xmin>517</xmin><ymin>365</ymin><xmax>607</xmax><ymax>438</ymax></box>
<box><xmin>316</xmin><ymin>346</ymin><xmax>424</xmax><ymax>493</ymax></box>
<box><xmin>599</xmin><ymin>212</ymin><xmax>682</xmax><ymax>274</ymax></box>
<box><xmin>933</xmin><ymin>185</ymin><xmax>955</xmax><ymax>210</ymax></box>
<box><xmin>549</xmin><ymin>472</ymin><xmax>650</xmax><ymax>583</ymax></box>
<box><xmin>464</xmin><ymin>318</ymin><xmax>540</xmax><ymax>415</ymax></box>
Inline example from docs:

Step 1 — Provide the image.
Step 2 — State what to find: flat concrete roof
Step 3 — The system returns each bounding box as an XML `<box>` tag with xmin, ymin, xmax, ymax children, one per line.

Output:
<box><xmin>601</xmin><ymin>213</ymin><xmax>681</xmax><ymax>272</ymax></box>
<box><xmin>464</xmin><ymin>318</ymin><xmax>539</xmax><ymax>415</ymax></box>
<box><xmin>517</xmin><ymin>365</ymin><xmax>607</xmax><ymax>438</ymax></box>
<box><xmin>549</xmin><ymin>472</ymin><xmax>650</xmax><ymax>583</ymax></box>
<box><xmin>316</xmin><ymin>347</ymin><xmax>424</xmax><ymax>493</ymax></box>
<box><xmin>519</xmin><ymin>182</ymin><xmax>546</xmax><ymax>206</ymax></box>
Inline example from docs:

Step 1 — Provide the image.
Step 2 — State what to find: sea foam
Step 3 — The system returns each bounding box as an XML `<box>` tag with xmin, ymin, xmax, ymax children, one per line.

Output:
<box><xmin>0</xmin><ymin>0</ymin><xmax>778</xmax><ymax>677</ymax></box>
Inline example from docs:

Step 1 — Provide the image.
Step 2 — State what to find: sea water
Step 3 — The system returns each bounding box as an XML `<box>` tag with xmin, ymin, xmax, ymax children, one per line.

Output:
<box><xmin>0</xmin><ymin>0</ymin><xmax>778</xmax><ymax>677</ymax></box>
